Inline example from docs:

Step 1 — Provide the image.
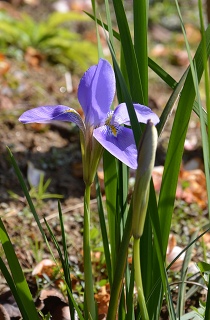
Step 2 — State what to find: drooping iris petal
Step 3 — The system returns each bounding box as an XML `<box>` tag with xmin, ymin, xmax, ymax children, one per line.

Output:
<box><xmin>93</xmin><ymin>126</ymin><xmax>137</xmax><ymax>169</ymax></box>
<box><xmin>112</xmin><ymin>103</ymin><xmax>160</xmax><ymax>126</ymax></box>
<box><xmin>19</xmin><ymin>105</ymin><xmax>85</xmax><ymax>133</ymax></box>
<box><xmin>78</xmin><ymin>58</ymin><xmax>115</xmax><ymax>127</ymax></box>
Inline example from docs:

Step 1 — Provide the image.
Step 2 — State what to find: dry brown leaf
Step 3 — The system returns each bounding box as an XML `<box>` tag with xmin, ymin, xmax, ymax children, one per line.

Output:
<box><xmin>0</xmin><ymin>289</ymin><xmax>21</xmax><ymax>319</ymax></box>
<box><xmin>36</xmin><ymin>289</ymin><xmax>70</xmax><ymax>320</ymax></box>
<box><xmin>95</xmin><ymin>284</ymin><xmax>110</xmax><ymax>317</ymax></box>
<box><xmin>1</xmin><ymin>303</ymin><xmax>21</xmax><ymax>319</ymax></box>
<box><xmin>166</xmin><ymin>234</ymin><xmax>185</xmax><ymax>271</ymax></box>
<box><xmin>0</xmin><ymin>304</ymin><xmax>10</xmax><ymax>320</ymax></box>
<box><xmin>24</xmin><ymin>0</ymin><xmax>40</xmax><ymax>5</ymax></box>
<box><xmin>0</xmin><ymin>54</ymin><xmax>10</xmax><ymax>75</ymax></box>
<box><xmin>152</xmin><ymin>166</ymin><xmax>164</xmax><ymax>192</ymax></box>
<box><xmin>0</xmin><ymin>95</ymin><xmax>14</xmax><ymax>110</ymax></box>
<box><xmin>170</xmin><ymin>49</ymin><xmax>189</xmax><ymax>66</ymax></box>
<box><xmin>167</xmin><ymin>234</ymin><xmax>177</xmax><ymax>255</ymax></box>
<box><xmin>38</xmin><ymin>288</ymin><xmax>66</xmax><ymax>303</ymax></box>
<box><xmin>201</xmin><ymin>233</ymin><xmax>210</xmax><ymax>249</ymax></box>
<box><xmin>0</xmin><ymin>2</ymin><xmax>22</xmax><ymax>18</ymax></box>
<box><xmin>176</xmin><ymin>24</ymin><xmax>201</xmax><ymax>45</ymax></box>
<box><xmin>28</xmin><ymin>123</ymin><xmax>48</xmax><ymax>132</ymax></box>
<box><xmin>70</xmin><ymin>0</ymin><xmax>91</xmax><ymax>11</ymax></box>
<box><xmin>32</xmin><ymin>259</ymin><xmax>56</xmax><ymax>277</ymax></box>
<box><xmin>152</xmin><ymin>165</ymin><xmax>207</xmax><ymax>208</ymax></box>
<box><xmin>24</xmin><ymin>47</ymin><xmax>44</xmax><ymax>67</ymax></box>
<box><xmin>150</xmin><ymin>44</ymin><xmax>170</xmax><ymax>58</ymax></box>
<box><xmin>179</xmin><ymin>168</ymin><xmax>207</xmax><ymax>209</ymax></box>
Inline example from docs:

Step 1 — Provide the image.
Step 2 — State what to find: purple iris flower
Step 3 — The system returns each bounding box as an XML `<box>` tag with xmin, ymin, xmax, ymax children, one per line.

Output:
<box><xmin>19</xmin><ymin>59</ymin><xmax>159</xmax><ymax>171</ymax></box>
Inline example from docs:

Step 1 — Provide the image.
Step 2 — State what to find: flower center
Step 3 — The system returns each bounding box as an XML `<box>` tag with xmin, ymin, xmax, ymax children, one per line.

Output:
<box><xmin>105</xmin><ymin>111</ymin><xmax>118</xmax><ymax>137</ymax></box>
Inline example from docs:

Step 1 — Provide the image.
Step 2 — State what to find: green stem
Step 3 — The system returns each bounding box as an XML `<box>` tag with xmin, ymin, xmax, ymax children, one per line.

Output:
<box><xmin>107</xmin><ymin>206</ymin><xmax>132</xmax><ymax>320</ymax></box>
<box><xmin>84</xmin><ymin>184</ymin><xmax>96</xmax><ymax>319</ymax></box>
<box><xmin>133</xmin><ymin>238</ymin><xmax>149</xmax><ymax>320</ymax></box>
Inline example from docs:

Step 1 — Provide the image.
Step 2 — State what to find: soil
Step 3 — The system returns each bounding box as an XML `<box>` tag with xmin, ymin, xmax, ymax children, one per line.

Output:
<box><xmin>0</xmin><ymin>55</ymin><xmax>86</xmax><ymax>258</ymax></box>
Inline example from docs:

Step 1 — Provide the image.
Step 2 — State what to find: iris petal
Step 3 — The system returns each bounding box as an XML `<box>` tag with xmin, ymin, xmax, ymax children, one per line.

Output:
<box><xmin>78</xmin><ymin>58</ymin><xmax>115</xmax><ymax>126</ymax></box>
<box><xmin>112</xmin><ymin>103</ymin><xmax>160</xmax><ymax>126</ymax></box>
<box><xmin>19</xmin><ymin>105</ymin><xmax>85</xmax><ymax>133</ymax></box>
<box><xmin>93</xmin><ymin>126</ymin><xmax>137</xmax><ymax>169</ymax></box>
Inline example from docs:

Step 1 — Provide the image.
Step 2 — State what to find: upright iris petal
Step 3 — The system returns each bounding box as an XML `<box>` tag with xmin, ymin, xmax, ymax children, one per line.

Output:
<box><xmin>19</xmin><ymin>58</ymin><xmax>159</xmax><ymax>172</ymax></box>
<box><xmin>78</xmin><ymin>59</ymin><xmax>115</xmax><ymax>127</ymax></box>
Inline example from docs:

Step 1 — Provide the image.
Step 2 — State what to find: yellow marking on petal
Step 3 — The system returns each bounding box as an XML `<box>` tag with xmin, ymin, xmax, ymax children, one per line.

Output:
<box><xmin>110</xmin><ymin>125</ymin><xmax>117</xmax><ymax>136</ymax></box>
<box><xmin>105</xmin><ymin>113</ymin><xmax>118</xmax><ymax>137</ymax></box>
<box><xmin>65</xmin><ymin>109</ymin><xmax>77</xmax><ymax>114</ymax></box>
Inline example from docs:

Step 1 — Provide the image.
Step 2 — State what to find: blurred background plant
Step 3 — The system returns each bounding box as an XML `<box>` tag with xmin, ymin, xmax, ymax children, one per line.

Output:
<box><xmin>0</xmin><ymin>9</ymin><xmax>98</xmax><ymax>71</ymax></box>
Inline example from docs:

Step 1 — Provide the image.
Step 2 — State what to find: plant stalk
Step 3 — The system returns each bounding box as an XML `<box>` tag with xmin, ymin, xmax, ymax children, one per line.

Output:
<box><xmin>107</xmin><ymin>206</ymin><xmax>132</xmax><ymax>320</ymax></box>
<box><xmin>83</xmin><ymin>184</ymin><xmax>96</xmax><ymax>319</ymax></box>
<box><xmin>133</xmin><ymin>238</ymin><xmax>149</xmax><ymax>320</ymax></box>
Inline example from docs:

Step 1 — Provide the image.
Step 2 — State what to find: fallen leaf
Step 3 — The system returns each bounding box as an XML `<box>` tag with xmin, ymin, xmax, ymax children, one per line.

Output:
<box><xmin>24</xmin><ymin>47</ymin><xmax>44</xmax><ymax>67</ymax></box>
<box><xmin>0</xmin><ymin>54</ymin><xmax>10</xmax><ymax>75</ymax></box>
<box><xmin>36</xmin><ymin>289</ymin><xmax>70</xmax><ymax>320</ymax></box>
<box><xmin>176</xmin><ymin>24</ymin><xmax>201</xmax><ymax>46</ymax></box>
<box><xmin>152</xmin><ymin>166</ymin><xmax>164</xmax><ymax>192</ymax></box>
<box><xmin>95</xmin><ymin>284</ymin><xmax>110</xmax><ymax>318</ymax></box>
<box><xmin>201</xmin><ymin>233</ymin><xmax>210</xmax><ymax>249</ymax></box>
<box><xmin>27</xmin><ymin>161</ymin><xmax>45</xmax><ymax>187</ymax></box>
<box><xmin>152</xmin><ymin>164</ymin><xmax>207</xmax><ymax>208</ymax></box>
<box><xmin>24</xmin><ymin>0</ymin><xmax>40</xmax><ymax>5</ymax></box>
<box><xmin>0</xmin><ymin>289</ymin><xmax>21</xmax><ymax>319</ymax></box>
<box><xmin>0</xmin><ymin>304</ymin><xmax>10</xmax><ymax>320</ymax></box>
<box><xmin>32</xmin><ymin>259</ymin><xmax>56</xmax><ymax>277</ymax></box>
<box><xmin>150</xmin><ymin>44</ymin><xmax>170</xmax><ymax>58</ymax></box>
<box><xmin>166</xmin><ymin>234</ymin><xmax>185</xmax><ymax>271</ymax></box>
<box><xmin>170</xmin><ymin>49</ymin><xmax>189</xmax><ymax>66</ymax></box>
<box><xmin>0</xmin><ymin>95</ymin><xmax>14</xmax><ymax>110</ymax></box>
<box><xmin>70</xmin><ymin>0</ymin><xmax>92</xmax><ymax>11</ymax></box>
<box><xmin>179</xmin><ymin>168</ymin><xmax>207</xmax><ymax>209</ymax></box>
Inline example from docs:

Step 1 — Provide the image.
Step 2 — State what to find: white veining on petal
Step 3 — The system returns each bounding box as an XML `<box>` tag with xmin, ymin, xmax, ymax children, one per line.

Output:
<box><xmin>105</xmin><ymin>111</ymin><xmax>121</xmax><ymax>137</ymax></box>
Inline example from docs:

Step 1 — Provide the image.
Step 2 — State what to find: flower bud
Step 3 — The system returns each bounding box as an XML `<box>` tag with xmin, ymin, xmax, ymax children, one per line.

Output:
<box><xmin>132</xmin><ymin>120</ymin><xmax>158</xmax><ymax>239</ymax></box>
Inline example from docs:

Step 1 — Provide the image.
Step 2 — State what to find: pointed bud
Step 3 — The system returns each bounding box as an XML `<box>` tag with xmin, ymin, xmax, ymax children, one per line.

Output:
<box><xmin>132</xmin><ymin>120</ymin><xmax>158</xmax><ymax>239</ymax></box>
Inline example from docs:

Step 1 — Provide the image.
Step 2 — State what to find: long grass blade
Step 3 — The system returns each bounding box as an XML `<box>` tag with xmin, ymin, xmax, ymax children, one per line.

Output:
<box><xmin>147</xmin><ymin>181</ymin><xmax>176</xmax><ymax>319</ymax></box>
<box><xmin>57</xmin><ymin>201</ymin><xmax>75</xmax><ymax>320</ymax></box>
<box><xmin>44</xmin><ymin>217</ymin><xmax>84</xmax><ymax>320</ymax></box>
<box><xmin>94</xmin><ymin>174</ymin><xmax>112</xmax><ymax>285</ymax></box>
<box><xmin>158</xmin><ymin>23</ymin><xmax>210</xmax><ymax>255</ymax></box>
<box><xmin>112</xmin><ymin>0</ymin><xmax>144</xmax><ymax>103</ymax></box>
<box><xmin>0</xmin><ymin>218</ymin><xmax>39</xmax><ymax>319</ymax></box>
<box><xmin>133</xmin><ymin>0</ymin><xmax>148</xmax><ymax>104</ymax></box>
<box><xmin>91</xmin><ymin>0</ymin><xmax>103</xmax><ymax>58</ymax></box>
<box><xmin>103</xmin><ymin>151</ymin><xmax>118</xmax><ymax>276</ymax></box>
<box><xmin>85</xmin><ymin>12</ymin><xmax>207</xmax><ymax>130</ymax></box>
<box><xmin>177</xmin><ymin>232</ymin><xmax>198</xmax><ymax>317</ymax></box>
<box><xmin>0</xmin><ymin>257</ymin><xmax>28</xmax><ymax>319</ymax></box>
<box><xmin>7</xmin><ymin>147</ymin><xmax>46</xmax><ymax>240</ymax></box>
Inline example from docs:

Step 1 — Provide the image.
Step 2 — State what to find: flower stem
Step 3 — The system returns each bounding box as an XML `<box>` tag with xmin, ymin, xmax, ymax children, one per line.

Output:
<box><xmin>133</xmin><ymin>238</ymin><xmax>149</xmax><ymax>320</ymax></box>
<box><xmin>107</xmin><ymin>207</ymin><xmax>132</xmax><ymax>320</ymax></box>
<box><xmin>83</xmin><ymin>184</ymin><xmax>96</xmax><ymax>319</ymax></box>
